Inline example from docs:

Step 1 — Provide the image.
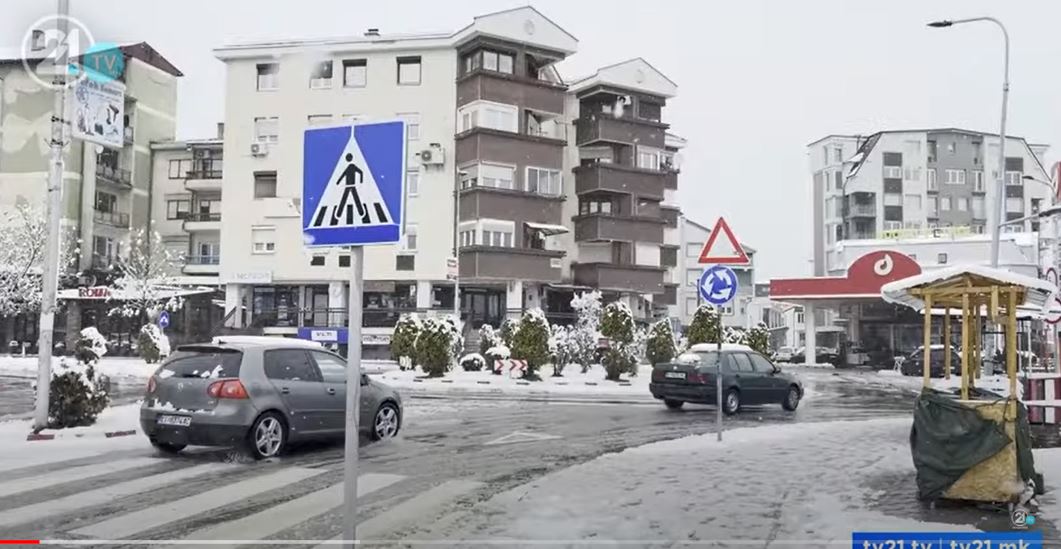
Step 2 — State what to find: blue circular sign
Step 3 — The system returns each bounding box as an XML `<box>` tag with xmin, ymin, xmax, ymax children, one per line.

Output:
<box><xmin>699</xmin><ymin>265</ymin><xmax>738</xmax><ymax>305</ymax></box>
<box><xmin>157</xmin><ymin>311</ymin><xmax>171</xmax><ymax>329</ymax></box>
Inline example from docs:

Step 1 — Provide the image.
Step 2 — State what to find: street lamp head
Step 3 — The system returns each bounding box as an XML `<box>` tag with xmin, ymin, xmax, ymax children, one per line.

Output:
<box><xmin>1022</xmin><ymin>175</ymin><xmax>1035</xmax><ymax>180</ymax></box>
<box><xmin>927</xmin><ymin>20</ymin><xmax>954</xmax><ymax>28</ymax></box>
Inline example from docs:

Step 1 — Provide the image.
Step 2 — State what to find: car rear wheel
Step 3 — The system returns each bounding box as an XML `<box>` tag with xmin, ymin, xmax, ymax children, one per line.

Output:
<box><xmin>781</xmin><ymin>386</ymin><xmax>801</xmax><ymax>411</ymax></box>
<box><xmin>150</xmin><ymin>439</ymin><xmax>186</xmax><ymax>454</ymax></box>
<box><xmin>371</xmin><ymin>403</ymin><xmax>400</xmax><ymax>441</ymax></box>
<box><xmin>664</xmin><ymin>399</ymin><xmax>684</xmax><ymax>410</ymax></box>
<box><xmin>247</xmin><ymin>412</ymin><xmax>287</xmax><ymax>460</ymax></box>
<box><xmin>722</xmin><ymin>389</ymin><xmax>740</xmax><ymax>415</ymax></box>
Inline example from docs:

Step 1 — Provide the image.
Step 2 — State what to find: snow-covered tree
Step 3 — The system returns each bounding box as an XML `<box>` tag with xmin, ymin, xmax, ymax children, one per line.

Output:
<box><xmin>109</xmin><ymin>228</ymin><xmax>181</xmax><ymax>320</ymax></box>
<box><xmin>414</xmin><ymin>316</ymin><xmax>460</xmax><ymax>377</ymax></box>
<box><xmin>138</xmin><ymin>324</ymin><xmax>170</xmax><ymax>364</ymax></box>
<box><xmin>645</xmin><ymin>319</ymin><xmax>677</xmax><ymax>366</ymax></box>
<box><xmin>746</xmin><ymin>322</ymin><xmax>770</xmax><ymax>355</ymax></box>
<box><xmin>0</xmin><ymin>203</ymin><xmax>77</xmax><ymax>316</ymax></box>
<box><xmin>45</xmin><ymin>327</ymin><xmax>110</xmax><ymax>429</ymax></box>
<box><xmin>600</xmin><ymin>301</ymin><xmax>636</xmax><ymax>381</ymax></box>
<box><xmin>459</xmin><ymin>353</ymin><xmax>485</xmax><ymax>371</ymax></box>
<box><xmin>391</xmin><ymin>313</ymin><xmax>421</xmax><ymax>369</ymax></box>
<box><xmin>686</xmin><ymin>305</ymin><xmax>722</xmax><ymax>345</ymax></box>
<box><xmin>570</xmin><ymin>290</ymin><xmax>602</xmax><ymax>372</ymax></box>
<box><xmin>478</xmin><ymin>324</ymin><xmax>502</xmax><ymax>370</ymax></box>
<box><xmin>511</xmin><ymin>308</ymin><xmax>550</xmax><ymax>380</ymax></box>
<box><xmin>499</xmin><ymin>318</ymin><xmax>519</xmax><ymax>348</ymax></box>
<box><xmin>724</xmin><ymin>326</ymin><xmax>748</xmax><ymax>345</ymax></box>
<box><xmin>550</xmin><ymin>324</ymin><xmax>579</xmax><ymax>377</ymax></box>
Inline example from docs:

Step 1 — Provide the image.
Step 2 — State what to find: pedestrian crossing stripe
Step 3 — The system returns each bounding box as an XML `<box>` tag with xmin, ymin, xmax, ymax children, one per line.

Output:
<box><xmin>302</xmin><ymin>121</ymin><xmax>406</xmax><ymax>247</ymax></box>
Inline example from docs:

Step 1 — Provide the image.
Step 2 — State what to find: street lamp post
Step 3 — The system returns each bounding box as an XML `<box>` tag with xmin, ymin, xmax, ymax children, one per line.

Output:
<box><xmin>453</xmin><ymin>171</ymin><xmax>468</xmax><ymax>321</ymax></box>
<box><xmin>928</xmin><ymin>17</ymin><xmax>1010</xmax><ymax>268</ymax></box>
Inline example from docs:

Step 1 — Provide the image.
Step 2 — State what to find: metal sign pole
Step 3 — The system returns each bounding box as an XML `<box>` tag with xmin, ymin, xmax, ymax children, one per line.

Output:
<box><xmin>343</xmin><ymin>246</ymin><xmax>364</xmax><ymax>548</ymax></box>
<box><xmin>716</xmin><ymin>305</ymin><xmax>723</xmax><ymax>442</ymax></box>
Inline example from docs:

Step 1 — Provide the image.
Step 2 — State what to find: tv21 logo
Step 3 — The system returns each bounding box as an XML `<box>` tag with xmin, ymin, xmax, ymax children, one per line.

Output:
<box><xmin>20</xmin><ymin>14</ymin><xmax>123</xmax><ymax>90</ymax></box>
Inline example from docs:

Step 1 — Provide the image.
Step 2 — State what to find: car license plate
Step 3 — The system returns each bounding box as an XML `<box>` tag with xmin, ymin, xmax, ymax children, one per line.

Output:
<box><xmin>157</xmin><ymin>415</ymin><xmax>191</xmax><ymax>427</ymax></box>
<box><xmin>664</xmin><ymin>371</ymin><xmax>686</xmax><ymax>379</ymax></box>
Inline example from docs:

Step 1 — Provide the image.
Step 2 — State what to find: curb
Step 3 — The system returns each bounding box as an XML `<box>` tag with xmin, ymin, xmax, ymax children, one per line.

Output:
<box><xmin>26</xmin><ymin>429</ymin><xmax>137</xmax><ymax>441</ymax></box>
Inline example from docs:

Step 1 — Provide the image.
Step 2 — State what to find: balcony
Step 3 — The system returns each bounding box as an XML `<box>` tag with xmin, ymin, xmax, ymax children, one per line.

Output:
<box><xmin>457</xmin><ymin>71</ymin><xmax>565</xmax><ymax>114</ymax></box>
<box><xmin>185</xmin><ymin>159</ymin><xmax>223</xmax><ymax>191</ymax></box>
<box><xmin>458</xmin><ymin>186</ymin><xmax>563</xmax><ymax>224</ymax></box>
<box><xmin>183</xmin><ymin>254</ymin><xmax>220</xmax><ymax>275</ymax></box>
<box><xmin>574</xmin><ymin>161</ymin><xmax>665</xmax><ymax>200</ymax></box>
<box><xmin>455</xmin><ymin>127</ymin><xmax>564</xmax><ymax>168</ymax></box>
<box><xmin>846</xmin><ymin>203</ymin><xmax>876</xmax><ymax>218</ymax></box>
<box><xmin>574</xmin><ymin>214</ymin><xmax>665</xmax><ymax>243</ymax></box>
<box><xmin>183</xmin><ymin>212</ymin><xmax>221</xmax><ymax>232</ymax></box>
<box><xmin>459</xmin><ymin>246</ymin><xmax>563</xmax><ymax>283</ymax></box>
<box><xmin>92</xmin><ymin>209</ymin><xmax>130</xmax><ymax>228</ymax></box>
<box><xmin>572</xmin><ymin>262</ymin><xmax>665</xmax><ymax>294</ymax></box>
<box><xmin>661</xmin><ymin>205</ymin><xmax>680</xmax><ymax>228</ymax></box>
<box><xmin>663</xmin><ymin>168</ymin><xmax>679</xmax><ymax>190</ymax></box>
<box><xmin>575</xmin><ymin>115</ymin><xmax>666</xmax><ymax>148</ymax></box>
<box><xmin>95</xmin><ymin>164</ymin><xmax>132</xmax><ymax>188</ymax></box>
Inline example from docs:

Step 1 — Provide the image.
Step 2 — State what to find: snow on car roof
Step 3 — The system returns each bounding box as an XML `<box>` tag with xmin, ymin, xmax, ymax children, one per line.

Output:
<box><xmin>210</xmin><ymin>336</ymin><xmax>323</xmax><ymax>349</ymax></box>
<box><xmin>688</xmin><ymin>343</ymin><xmax>754</xmax><ymax>353</ymax></box>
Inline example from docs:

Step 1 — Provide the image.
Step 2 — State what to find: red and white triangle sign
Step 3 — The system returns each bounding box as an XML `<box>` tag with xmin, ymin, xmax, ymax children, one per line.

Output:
<box><xmin>698</xmin><ymin>217</ymin><xmax>749</xmax><ymax>265</ymax></box>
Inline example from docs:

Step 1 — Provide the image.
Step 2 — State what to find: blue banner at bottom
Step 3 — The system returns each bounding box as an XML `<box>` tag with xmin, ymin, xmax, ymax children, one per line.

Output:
<box><xmin>853</xmin><ymin>531</ymin><xmax>1042</xmax><ymax>549</ymax></box>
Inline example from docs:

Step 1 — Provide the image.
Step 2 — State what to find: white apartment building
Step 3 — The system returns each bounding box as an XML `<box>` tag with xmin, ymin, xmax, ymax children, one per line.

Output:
<box><xmin>211</xmin><ymin>7</ymin><xmax>687</xmax><ymax>351</ymax></box>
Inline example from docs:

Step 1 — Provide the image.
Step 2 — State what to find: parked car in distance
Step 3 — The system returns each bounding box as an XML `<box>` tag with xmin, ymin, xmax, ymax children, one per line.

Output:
<box><xmin>787</xmin><ymin>346</ymin><xmax>840</xmax><ymax>365</ymax></box>
<box><xmin>649</xmin><ymin>343</ymin><xmax>803</xmax><ymax>415</ymax></box>
<box><xmin>773</xmin><ymin>346</ymin><xmax>796</xmax><ymax>362</ymax></box>
<box><xmin>899</xmin><ymin>345</ymin><xmax>962</xmax><ymax>378</ymax></box>
<box><xmin>140</xmin><ymin>336</ymin><xmax>402</xmax><ymax>459</ymax></box>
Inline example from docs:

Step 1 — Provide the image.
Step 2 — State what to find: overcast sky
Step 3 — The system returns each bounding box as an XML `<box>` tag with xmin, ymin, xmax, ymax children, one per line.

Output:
<box><xmin>6</xmin><ymin>0</ymin><xmax>1060</xmax><ymax>280</ymax></box>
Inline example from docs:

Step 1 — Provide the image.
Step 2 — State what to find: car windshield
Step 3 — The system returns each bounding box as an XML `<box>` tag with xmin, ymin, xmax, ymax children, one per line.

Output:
<box><xmin>160</xmin><ymin>348</ymin><xmax>243</xmax><ymax>379</ymax></box>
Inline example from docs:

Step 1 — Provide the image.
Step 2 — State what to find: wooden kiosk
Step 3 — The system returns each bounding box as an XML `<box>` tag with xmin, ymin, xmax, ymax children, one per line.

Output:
<box><xmin>881</xmin><ymin>265</ymin><xmax>1054</xmax><ymax>503</ymax></box>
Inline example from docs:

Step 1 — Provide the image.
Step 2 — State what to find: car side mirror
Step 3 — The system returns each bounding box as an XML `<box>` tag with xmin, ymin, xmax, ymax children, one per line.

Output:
<box><xmin>360</xmin><ymin>373</ymin><xmax>369</xmax><ymax>386</ymax></box>
<box><xmin>772</xmin><ymin>365</ymin><xmax>780</xmax><ymax>374</ymax></box>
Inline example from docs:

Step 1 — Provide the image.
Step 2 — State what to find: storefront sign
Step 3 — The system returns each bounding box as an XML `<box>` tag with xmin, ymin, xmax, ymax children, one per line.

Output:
<box><xmin>881</xmin><ymin>226</ymin><xmax>972</xmax><ymax>240</ymax></box>
<box><xmin>769</xmin><ymin>250</ymin><xmax>922</xmax><ymax>300</ymax></box>
<box><xmin>78</xmin><ymin>286</ymin><xmax>112</xmax><ymax>299</ymax></box>
<box><xmin>446</xmin><ymin>257</ymin><xmax>458</xmax><ymax>281</ymax></box>
<box><xmin>298</xmin><ymin>327</ymin><xmax>346</xmax><ymax>344</ymax></box>
<box><xmin>222</xmin><ymin>271</ymin><xmax>273</xmax><ymax>284</ymax></box>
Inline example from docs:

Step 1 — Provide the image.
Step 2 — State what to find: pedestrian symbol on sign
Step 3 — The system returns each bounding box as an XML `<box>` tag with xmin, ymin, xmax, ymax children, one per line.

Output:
<box><xmin>309</xmin><ymin>151</ymin><xmax>391</xmax><ymax>229</ymax></box>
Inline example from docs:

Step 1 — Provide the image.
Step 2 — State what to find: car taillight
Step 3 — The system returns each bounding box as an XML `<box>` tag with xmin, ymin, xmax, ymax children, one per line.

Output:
<box><xmin>687</xmin><ymin>372</ymin><xmax>701</xmax><ymax>384</ymax></box>
<box><xmin>207</xmin><ymin>379</ymin><xmax>248</xmax><ymax>399</ymax></box>
<box><xmin>147</xmin><ymin>377</ymin><xmax>156</xmax><ymax>394</ymax></box>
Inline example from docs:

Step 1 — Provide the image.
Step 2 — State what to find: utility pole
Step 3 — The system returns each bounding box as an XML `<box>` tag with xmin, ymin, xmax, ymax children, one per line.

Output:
<box><xmin>34</xmin><ymin>0</ymin><xmax>71</xmax><ymax>432</ymax></box>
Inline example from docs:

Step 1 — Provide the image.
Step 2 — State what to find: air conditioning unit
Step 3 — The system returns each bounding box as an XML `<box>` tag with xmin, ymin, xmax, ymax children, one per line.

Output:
<box><xmin>419</xmin><ymin>143</ymin><xmax>445</xmax><ymax>166</ymax></box>
<box><xmin>250</xmin><ymin>141</ymin><xmax>268</xmax><ymax>157</ymax></box>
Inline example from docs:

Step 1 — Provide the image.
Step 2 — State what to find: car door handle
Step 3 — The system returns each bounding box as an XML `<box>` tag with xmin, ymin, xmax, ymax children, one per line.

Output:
<box><xmin>280</xmin><ymin>387</ymin><xmax>290</xmax><ymax>394</ymax></box>
<box><xmin>326</xmin><ymin>387</ymin><xmax>336</xmax><ymax>395</ymax></box>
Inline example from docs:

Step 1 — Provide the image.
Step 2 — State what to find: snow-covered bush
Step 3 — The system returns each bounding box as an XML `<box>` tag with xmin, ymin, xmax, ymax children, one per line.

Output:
<box><xmin>746</xmin><ymin>322</ymin><xmax>770</xmax><ymax>355</ymax></box>
<box><xmin>570</xmin><ymin>290</ymin><xmax>603</xmax><ymax>373</ymax></box>
<box><xmin>47</xmin><ymin>327</ymin><xmax>110</xmax><ymax>429</ymax></box>
<box><xmin>444</xmin><ymin>315</ymin><xmax>464</xmax><ymax>360</ymax></box>
<box><xmin>499</xmin><ymin>318</ymin><xmax>519</xmax><ymax>348</ymax></box>
<box><xmin>390</xmin><ymin>313</ymin><xmax>421</xmax><ymax>368</ymax></box>
<box><xmin>478</xmin><ymin>324</ymin><xmax>502</xmax><ymax>370</ymax></box>
<box><xmin>687</xmin><ymin>305</ymin><xmax>722</xmax><ymax>345</ymax></box>
<box><xmin>724</xmin><ymin>326</ymin><xmax>747</xmax><ymax>345</ymax></box>
<box><xmin>137</xmin><ymin>324</ymin><xmax>169</xmax><ymax>364</ymax></box>
<box><xmin>459</xmin><ymin>353</ymin><xmax>486</xmax><ymax>372</ymax></box>
<box><xmin>414</xmin><ymin>316</ymin><xmax>459</xmax><ymax>377</ymax></box>
<box><xmin>645</xmin><ymin>319</ymin><xmax>677</xmax><ymax>366</ymax></box>
<box><xmin>600</xmin><ymin>302</ymin><xmax>636</xmax><ymax>381</ymax></box>
<box><xmin>511</xmin><ymin>309</ymin><xmax>551</xmax><ymax>380</ymax></box>
<box><xmin>485</xmin><ymin>344</ymin><xmax>511</xmax><ymax>373</ymax></box>
<box><xmin>550</xmin><ymin>325</ymin><xmax>579</xmax><ymax>377</ymax></box>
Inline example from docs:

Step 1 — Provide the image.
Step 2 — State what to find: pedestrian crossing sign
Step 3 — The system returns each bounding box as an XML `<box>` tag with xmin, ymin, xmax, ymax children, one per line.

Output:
<box><xmin>302</xmin><ymin>121</ymin><xmax>406</xmax><ymax>247</ymax></box>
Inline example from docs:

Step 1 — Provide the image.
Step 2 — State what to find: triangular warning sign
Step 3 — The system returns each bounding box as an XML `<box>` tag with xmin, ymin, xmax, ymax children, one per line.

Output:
<box><xmin>309</xmin><ymin>134</ymin><xmax>392</xmax><ymax>229</ymax></box>
<box><xmin>698</xmin><ymin>217</ymin><xmax>749</xmax><ymax>265</ymax></box>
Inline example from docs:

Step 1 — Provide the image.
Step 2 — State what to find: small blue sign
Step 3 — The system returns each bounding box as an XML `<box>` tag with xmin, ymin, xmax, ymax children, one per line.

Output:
<box><xmin>699</xmin><ymin>265</ymin><xmax>738</xmax><ymax>306</ymax></box>
<box><xmin>297</xmin><ymin>327</ymin><xmax>348</xmax><ymax>344</ymax></box>
<box><xmin>157</xmin><ymin>311</ymin><xmax>171</xmax><ymax>330</ymax></box>
<box><xmin>302</xmin><ymin>121</ymin><xmax>407</xmax><ymax>247</ymax></box>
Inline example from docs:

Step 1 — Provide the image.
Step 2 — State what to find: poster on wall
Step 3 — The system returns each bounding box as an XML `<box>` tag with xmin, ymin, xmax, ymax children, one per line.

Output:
<box><xmin>71</xmin><ymin>78</ymin><xmax>125</xmax><ymax>149</ymax></box>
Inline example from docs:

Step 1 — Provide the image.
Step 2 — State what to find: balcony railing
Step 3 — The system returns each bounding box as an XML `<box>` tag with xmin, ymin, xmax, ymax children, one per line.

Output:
<box><xmin>185</xmin><ymin>255</ymin><xmax>220</xmax><ymax>265</ymax></box>
<box><xmin>185</xmin><ymin>212</ymin><xmax>221</xmax><ymax>222</ymax></box>
<box><xmin>524</xmin><ymin>123</ymin><xmax>567</xmax><ymax>141</ymax></box>
<box><xmin>92</xmin><ymin>209</ymin><xmax>130</xmax><ymax>228</ymax></box>
<box><xmin>187</xmin><ymin>159</ymin><xmax>223</xmax><ymax>179</ymax></box>
<box><xmin>95</xmin><ymin>164</ymin><xmax>132</xmax><ymax>187</ymax></box>
<box><xmin>847</xmin><ymin>203</ymin><xmax>876</xmax><ymax>217</ymax></box>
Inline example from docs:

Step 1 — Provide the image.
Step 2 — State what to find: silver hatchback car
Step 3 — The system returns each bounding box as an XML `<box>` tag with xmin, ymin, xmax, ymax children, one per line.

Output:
<box><xmin>140</xmin><ymin>336</ymin><xmax>402</xmax><ymax>459</ymax></box>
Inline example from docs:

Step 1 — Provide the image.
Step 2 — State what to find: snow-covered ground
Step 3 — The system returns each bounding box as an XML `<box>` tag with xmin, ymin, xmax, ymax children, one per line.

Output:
<box><xmin>409</xmin><ymin>417</ymin><xmax>1057</xmax><ymax>545</ymax></box>
<box><xmin>0</xmin><ymin>355</ymin><xmax>156</xmax><ymax>386</ymax></box>
<box><xmin>840</xmin><ymin>368</ymin><xmax>1024</xmax><ymax>398</ymax></box>
<box><xmin>0</xmin><ymin>403</ymin><xmax>149</xmax><ymax>472</ymax></box>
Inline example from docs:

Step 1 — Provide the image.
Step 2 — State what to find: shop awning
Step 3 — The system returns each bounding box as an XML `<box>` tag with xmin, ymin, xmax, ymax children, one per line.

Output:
<box><xmin>525</xmin><ymin>222</ymin><xmax>570</xmax><ymax>236</ymax></box>
<box><xmin>770</xmin><ymin>250</ymin><xmax>921</xmax><ymax>301</ymax></box>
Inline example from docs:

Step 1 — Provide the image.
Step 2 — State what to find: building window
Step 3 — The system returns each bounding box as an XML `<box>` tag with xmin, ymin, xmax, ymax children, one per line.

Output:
<box><xmin>1032</xmin><ymin>198</ymin><xmax>1042</xmax><ymax>215</ymax></box>
<box><xmin>342</xmin><ymin>59</ymin><xmax>367</xmax><ymax>87</ymax></box>
<box><xmin>685</xmin><ymin>269</ymin><xmax>700</xmax><ymax>286</ymax></box>
<box><xmin>526</xmin><ymin>167</ymin><xmax>561</xmax><ymax>196</ymax></box>
<box><xmin>937</xmin><ymin>253</ymin><xmax>948</xmax><ymax>265</ymax></box>
<box><xmin>833</xmin><ymin>147</ymin><xmax>843</xmax><ymax>163</ymax></box>
<box><xmin>338</xmin><ymin>255</ymin><xmax>351</xmax><ymax>267</ymax></box>
<box><xmin>638</xmin><ymin>149</ymin><xmax>661</xmax><ymax>171</ymax></box>
<box><xmin>904</xmin><ymin>194</ymin><xmax>921</xmax><ymax>210</ymax></box>
<box><xmin>685</xmin><ymin>297</ymin><xmax>698</xmax><ymax>314</ymax></box>
<box><xmin>834</xmin><ymin>171</ymin><xmax>842</xmax><ymax>190</ymax></box>
<box><xmin>256</xmin><ymin>63</ymin><xmax>279</xmax><ymax>91</ymax></box>
<box><xmin>720</xmin><ymin>304</ymin><xmax>734</xmax><ymax>316</ymax></box>
<box><xmin>397</xmin><ymin>56</ymin><xmax>421</xmax><ymax>85</ymax></box>
<box><xmin>882</xmin><ymin>166</ymin><xmax>903</xmax><ymax>179</ymax></box>
<box><xmin>397</xmin><ymin>113</ymin><xmax>420</xmax><ymax>141</ymax></box>
<box><xmin>903</xmin><ymin>167</ymin><xmax>920</xmax><ymax>181</ymax></box>
<box><xmin>168</xmin><ymin>159</ymin><xmax>191</xmax><ymax>179</ymax></box>
<box><xmin>974</xmin><ymin>171</ymin><xmax>984</xmax><ymax>192</ymax></box>
<box><xmin>579</xmin><ymin>199</ymin><xmax>613</xmax><ymax>215</ymax></box>
<box><xmin>1005</xmin><ymin>171</ymin><xmax>1023</xmax><ymax>186</ymax></box>
<box><xmin>252</xmin><ymin>227</ymin><xmax>276</xmax><ymax>254</ymax></box>
<box><xmin>458</xmin><ymin>227</ymin><xmax>476</xmax><ymax>247</ymax></box>
<box><xmin>944</xmin><ymin>169</ymin><xmax>966</xmax><ymax>185</ymax></box>
<box><xmin>254</xmin><ymin>117</ymin><xmax>279</xmax><ymax>143</ymax></box>
<box><xmin>685</xmin><ymin>243</ymin><xmax>700</xmax><ymax>258</ymax></box>
<box><xmin>956</xmin><ymin>197</ymin><xmax>969</xmax><ymax>211</ymax></box>
<box><xmin>254</xmin><ymin>171</ymin><xmax>278</xmax><ymax>198</ymax></box>
<box><xmin>166</xmin><ymin>199</ymin><xmax>191</xmax><ymax>220</ymax></box>
<box><xmin>883</xmin><ymin>220</ymin><xmax>902</xmax><ymax>231</ymax></box>
<box><xmin>95</xmin><ymin>191</ymin><xmax>117</xmax><ymax>213</ymax></box>
<box><xmin>406</xmin><ymin>170</ymin><xmax>419</xmax><ymax>196</ymax></box>
<box><xmin>946</xmin><ymin>142</ymin><xmax>956</xmax><ymax>154</ymax></box>
<box><xmin>309</xmin><ymin>61</ymin><xmax>333</xmax><ymax>89</ymax></box>
<box><xmin>478</xmin><ymin>163</ymin><xmax>515</xmax><ymax>190</ymax></box>
<box><xmin>307</xmin><ymin>114</ymin><xmax>332</xmax><ymax>127</ymax></box>
<box><xmin>404</xmin><ymin>224</ymin><xmax>418</xmax><ymax>251</ymax></box>
<box><xmin>481</xmin><ymin>50</ymin><xmax>514</xmax><ymax>74</ymax></box>
<box><xmin>927</xmin><ymin>140</ymin><xmax>937</xmax><ymax>161</ymax></box>
<box><xmin>463</xmin><ymin>52</ymin><xmax>481</xmax><ymax>74</ymax></box>
<box><xmin>310</xmin><ymin>255</ymin><xmax>326</xmax><ymax>266</ymax></box>
<box><xmin>940</xmin><ymin>197</ymin><xmax>952</xmax><ymax>211</ymax></box>
<box><xmin>396</xmin><ymin>255</ymin><xmax>415</xmax><ymax>270</ymax></box>
<box><xmin>482</xmin><ymin>229</ymin><xmax>514</xmax><ymax>247</ymax></box>
<box><xmin>972</xmin><ymin>196</ymin><xmax>986</xmax><ymax>218</ymax></box>
<box><xmin>926</xmin><ymin>168</ymin><xmax>937</xmax><ymax>190</ymax></box>
<box><xmin>1006</xmin><ymin>197</ymin><xmax>1023</xmax><ymax>213</ymax></box>
<box><xmin>883</xmin><ymin>193</ymin><xmax>902</xmax><ymax>206</ymax></box>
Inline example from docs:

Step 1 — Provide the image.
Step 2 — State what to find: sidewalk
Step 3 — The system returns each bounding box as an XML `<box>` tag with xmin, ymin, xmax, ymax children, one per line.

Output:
<box><xmin>406</xmin><ymin>417</ymin><xmax>1060</xmax><ymax>546</ymax></box>
<box><xmin>0</xmin><ymin>356</ymin><xmax>155</xmax><ymax>385</ymax></box>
